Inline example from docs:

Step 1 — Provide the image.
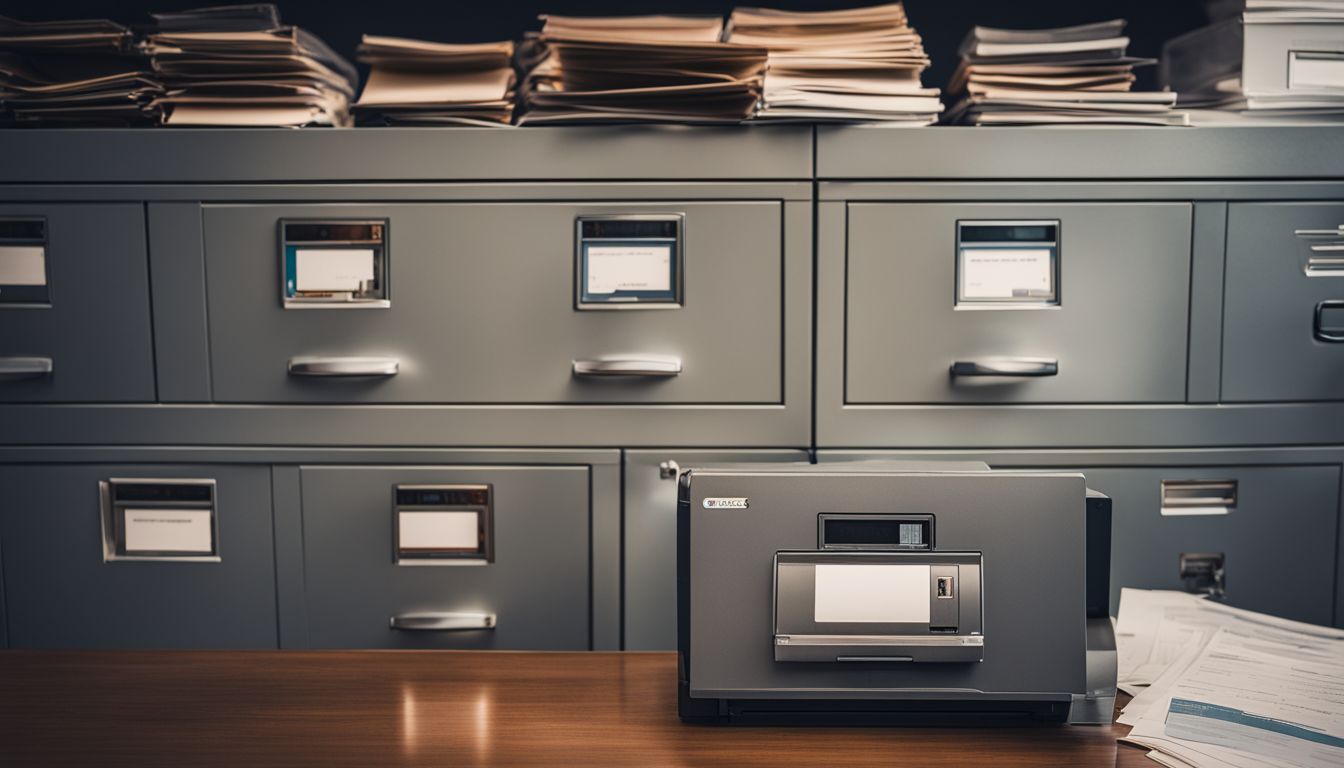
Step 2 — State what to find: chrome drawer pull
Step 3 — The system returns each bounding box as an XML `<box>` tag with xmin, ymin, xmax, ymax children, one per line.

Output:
<box><xmin>0</xmin><ymin>356</ymin><xmax>53</xmax><ymax>380</ymax></box>
<box><xmin>950</xmin><ymin>357</ymin><xmax>1058</xmax><ymax>378</ymax></box>
<box><xmin>573</xmin><ymin>356</ymin><xmax>681</xmax><ymax>378</ymax></box>
<box><xmin>287</xmin><ymin>356</ymin><xmax>399</xmax><ymax>377</ymax></box>
<box><xmin>389</xmin><ymin>612</ymin><xmax>496</xmax><ymax>631</ymax></box>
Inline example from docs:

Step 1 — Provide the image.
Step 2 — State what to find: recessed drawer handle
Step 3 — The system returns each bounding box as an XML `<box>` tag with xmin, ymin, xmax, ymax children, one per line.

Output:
<box><xmin>1161</xmin><ymin>479</ymin><xmax>1237</xmax><ymax>516</ymax></box>
<box><xmin>950</xmin><ymin>357</ymin><xmax>1058</xmax><ymax>378</ymax></box>
<box><xmin>1316</xmin><ymin>300</ymin><xmax>1344</xmax><ymax>343</ymax></box>
<box><xmin>288</xmin><ymin>356</ymin><xmax>399</xmax><ymax>377</ymax></box>
<box><xmin>390</xmin><ymin>612</ymin><xmax>497</xmax><ymax>631</ymax></box>
<box><xmin>573</xmin><ymin>356</ymin><xmax>682</xmax><ymax>378</ymax></box>
<box><xmin>0</xmin><ymin>356</ymin><xmax>53</xmax><ymax>380</ymax></box>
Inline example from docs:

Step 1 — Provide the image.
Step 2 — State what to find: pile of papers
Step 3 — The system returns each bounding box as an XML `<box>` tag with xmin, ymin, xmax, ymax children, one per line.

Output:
<box><xmin>142</xmin><ymin>4</ymin><xmax>358</xmax><ymax>127</ymax></box>
<box><xmin>352</xmin><ymin>36</ymin><xmax>515</xmax><ymax>126</ymax></box>
<box><xmin>1162</xmin><ymin>1</ymin><xmax>1344</xmax><ymax>122</ymax></box>
<box><xmin>0</xmin><ymin>15</ymin><xmax>162</xmax><ymax>125</ymax></box>
<box><xmin>518</xmin><ymin>14</ymin><xmax>767</xmax><ymax>124</ymax></box>
<box><xmin>945</xmin><ymin>19</ymin><xmax>1188</xmax><ymax>126</ymax></box>
<box><xmin>1115</xmin><ymin>589</ymin><xmax>1344</xmax><ymax>768</ymax></box>
<box><xmin>724</xmin><ymin>3</ymin><xmax>941</xmax><ymax>123</ymax></box>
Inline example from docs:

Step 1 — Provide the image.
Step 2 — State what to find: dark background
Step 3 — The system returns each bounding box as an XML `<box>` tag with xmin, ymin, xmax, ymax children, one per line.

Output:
<box><xmin>14</xmin><ymin>1</ymin><xmax>1219</xmax><ymax>89</ymax></box>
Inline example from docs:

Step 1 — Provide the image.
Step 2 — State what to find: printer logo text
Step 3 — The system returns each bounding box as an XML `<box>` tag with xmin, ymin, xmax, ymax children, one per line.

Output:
<box><xmin>703</xmin><ymin>497</ymin><xmax>749</xmax><ymax>509</ymax></box>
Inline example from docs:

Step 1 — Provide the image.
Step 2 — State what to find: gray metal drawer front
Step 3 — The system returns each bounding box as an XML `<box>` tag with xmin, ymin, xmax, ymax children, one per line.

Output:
<box><xmin>0</xmin><ymin>204</ymin><xmax>154</xmax><ymax>403</ymax></box>
<box><xmin>202</xmin><ymin>202</ymin><xmax>782</xmax><ymax>404</ymax></box>
<box><xmin>1079</xmin><ymin>465</ymin><xmax>1339</xmax><ymax>625</ymax></box>
<box><xmin>300</xmin><ymin>466</ymin><xmax>590</xmax><ymax>649</ymax></box>
<box><xmin>1224</xmin><ymin>202</ymin><xmax>1344</xmax><ymax>402</ymax></box>
<box><xmin>845</xmin><ymin>203</ymin><xmax>1191</xmax><ymax>404</ymax></box>
<box><xmin>0</xmin><ymin>464</ymin><xmax>277</xmax><ymax>649</ymax></box>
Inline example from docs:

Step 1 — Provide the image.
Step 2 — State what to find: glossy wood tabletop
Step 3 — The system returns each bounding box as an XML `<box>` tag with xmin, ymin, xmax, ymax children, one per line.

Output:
<box><xmin>0</xmin><ymin>651</ymin><xmax>1152</xmax><ymax>767</ymax></box>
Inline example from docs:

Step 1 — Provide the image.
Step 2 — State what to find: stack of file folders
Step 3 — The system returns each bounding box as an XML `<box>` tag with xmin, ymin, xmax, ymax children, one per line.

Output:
<box><xmin>353</xmin><ymin>36</ymin><xmax>515</xmax><ymax>126</ymax></box>
<box><xmin>0</xmin><ymin>15</ymin><xmax>162</xmax><ymax>125</ymax></box>
<box><xmin>518</xmin><ymin>14</ymin><xmax>767</xmax><ymax>124</ymax></box>
<box><xmin>945</xmin><ymin>19</ymin><xmax>1188</xmax><ymax>126</ymax></box>
<box><xmin>1162</xmin><ymin>1</ymin><xmax>1344</xmax><ymax>122</ymax></box>
<box><xmin>725</xmin><ymin>3</ymin><xmax>941</xmax><ymax>123</ymax></box>
<box><xmin>142</xmin><ymin>4</ymin><xmax>358</xmax><ymax>127</ymax></box>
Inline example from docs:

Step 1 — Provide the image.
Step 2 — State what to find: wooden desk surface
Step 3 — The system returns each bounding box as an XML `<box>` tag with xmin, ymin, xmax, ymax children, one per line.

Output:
<box><xmin>0</xmin><ymin>651</ymin><xmax>1151</xmax><ymax>767</ymax></box>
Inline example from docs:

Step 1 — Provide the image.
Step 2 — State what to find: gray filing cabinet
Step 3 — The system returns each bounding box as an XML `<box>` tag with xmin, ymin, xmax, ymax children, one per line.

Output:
<box><xmin>1223</xmin><ymin>202</ymin><xmax>1344</xmax><ymax>402</ymax></box>
<box><xmin>623</xmin><ymin>449</ymin><xmax>809</xmax><ymax>650</ymax></box>
<box><xmin>299</xmin><ymin>464</ymin><xmax>592</xmax><ymax>649</ymax></box>
<box><xmin>0</xmin><ymin>203</ymin><xmax>154</xmax><ymax>403</ymax></box>
<box><xmin>819</xmin><ymin>451</ymin><xmax>1341</xmax><ymax>627</ymax></box>
<box><xmin>845</xmin><ymin>202</ymin><xmax>1191</xmax><ymax>404</ymax></box>
<box><xmin>0</xmin><ymin>464</ymin><xmax>278</xmax><ymax>648</ymax></box>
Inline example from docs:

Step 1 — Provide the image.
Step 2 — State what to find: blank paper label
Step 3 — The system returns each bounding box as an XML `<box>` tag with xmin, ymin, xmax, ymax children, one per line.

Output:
<box><xmin>295</xmin><ymin>248</ymin><xmax>375</xmax><ymax>292</ymax></box>
<box><xmin>585</xmin><ymin>245</ymin><xmax>672</xmax><ymax>295</ymax></box>
<box><xmin>0</xmin><ymin>246</ymin><xmax>47</xmax><ymax>286</ymax></box>
<box><xmin>814</xmin><ymin>564</ymin><xmax>931</xmax><ymax>623</ymax></box>
<box><xmin>399</xmin><ymin>511</ymin><xmax>480</xmax><ymax>552</ymax></box>
<box><xmin>123</xmin><ymin>508</ymin><xmax>214</xmax><ymax>554</ymax></box>
<box><xmin>962</xmin><ymin>247</ymin><xmax>1053</xmax><ymax>300</ymax></box>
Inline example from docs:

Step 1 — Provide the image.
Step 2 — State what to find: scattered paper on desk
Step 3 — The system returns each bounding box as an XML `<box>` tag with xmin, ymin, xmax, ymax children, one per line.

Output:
<box><xmin>1114</xmin><ymin>588</ymin><xmax>1344</xmax><ymax>768</ymax></box>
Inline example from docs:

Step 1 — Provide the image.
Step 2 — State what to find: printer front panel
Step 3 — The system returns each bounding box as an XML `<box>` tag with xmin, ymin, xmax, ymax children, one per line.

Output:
<box><xmin>686</xmin><ymin>471</ymin><xmax>1087</xmax><ymax>701</ymax></box>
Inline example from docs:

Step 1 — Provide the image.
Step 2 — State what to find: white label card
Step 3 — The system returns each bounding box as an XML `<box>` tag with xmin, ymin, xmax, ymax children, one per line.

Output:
<box><xmin>814</xmin><ymin>564</ymin><xmax>931</xmax><ymax>623</ymax></box>
<box><xmin>399</xmin><ymin>511</ymin><xmax>480</xmax><ymax>552</ymax></box>
<box><xmin>585</xmin><ymin>245</ymin><xmax>672</xmax><ymax>295</ymax></box>
<box><xmin>0</xmin><ymin>245</ymin><xmax>47</xmax><ymax>286</ymax></box>
<box><xmin>295</xmin><ymin>248</ymin><xmax>375</xmax><ymax>292</ymax></box>
<box><xmin>123</xmin><ymin>508</ymin><xmax>214</xmax><ymax>554</ymax></box>
<box><xmin>961</xmin><ymin>247</ymin><xmax>1054</xmax><ymax>301</ymax></box>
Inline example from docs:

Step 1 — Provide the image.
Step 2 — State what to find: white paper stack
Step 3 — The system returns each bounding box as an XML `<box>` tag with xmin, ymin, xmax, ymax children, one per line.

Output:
<box><xmin>518</xmin><ymin>14</ymin><xmax>767</xmax><ymax>125</ymax></box>
<box><xmin>353</xmin><ymin>36</ymin><xmax>515</xmax><ymax>127</ymax></box>
<box><xmin>946</xmin><ymin>19</ymin><xmax>1189</xmax><ymax>126</ymax></box>
<box><xmin>1114</xmin><ymin>589</ymin><xmax>1344</xmax><ymax>768</ymax></box>
<box><xmin>0</xmin><ymin>15</ymin><xmax>162</xmax><ymax>125</ymax></box>
<box><xmin>724</xmin><ymin>3</ymin><xmax>941</xmax><ymax>123</ymax></box>
<box><xmin>142</xmin><ymin>4</ymin><xmax>358</xmax><ymax>127</ymax></box>
<box><xmin>1163</xmin><ymin>1</ymin><xmax>1344</xmax><ymax>123</ymax></box>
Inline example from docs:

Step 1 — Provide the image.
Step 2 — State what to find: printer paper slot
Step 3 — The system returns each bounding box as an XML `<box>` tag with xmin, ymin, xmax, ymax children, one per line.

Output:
<box><xmin>774</xmin><ymin>550</ymin><xmax>983</xmax><ymax>663</ymax></box>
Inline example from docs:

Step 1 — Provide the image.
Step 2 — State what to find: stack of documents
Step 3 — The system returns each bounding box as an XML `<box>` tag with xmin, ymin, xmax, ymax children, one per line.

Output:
<box><xmin>724</xmin><ymin>3</ymin><xmax>941</xmax><ymax>123</ymax></box>
<box><xmin>352</xmin><ymin>36</ymin><xmax>515</xmax><ymax>126</ymax></box>
<box><xmin>0</xmin><ymin>15</ymin><xmax>162</xmax><ymax>125</ymax></box>
<box><xmin>945</xmin><ymin>20</ymin><xmax>1188</xmax><ymax>126</ymax></box>
<box><xmin>518</xmin><ymin>14</ymin><xmax>767</xmax><ymax>124</ymax></box>
<box><xmin>1115</xmin><ymin>589</ymin><xmax>1344</xmax><ymax>768</ymax></box>
<box><xmin>143</xmin><ymin>4</ymin><xmax>358</xmax><ymax>127</ymax></box>
<box><xmin>1163</xmin><ymin>1</ymin><xmax>1344</xmax><ymax>123</ymax></box>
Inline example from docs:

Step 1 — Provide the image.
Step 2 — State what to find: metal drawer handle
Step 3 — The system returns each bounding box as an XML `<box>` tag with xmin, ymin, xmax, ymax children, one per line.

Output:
<box><xmin>288</xmin><ymin>356</ymin><xmax>399</xmax><ymax>377</ymax></box>
<box><xmin>950</xmin><ymin>357</ymin><xmax>1058</xmax><ymax>378</ymax></box>
<box><xmin>0</xmin><ymin>356</ymin><xmax>53</xmax><ymax>380</ymax></box>
<box><xmin>573</xmin><ymin>356</ymin><xmax>682</xmax><ymax>378</ymax></box>
<box><xmin>1161</xmin><ymin>479</ymin><xmax>1237</xmax><ymax>516</ymax></box>
<box><xmin>1307</xmin><ymin>256</ymin><xmax>1344</xmax><ymax>274</ymax></box>
<box><xmin>390</xmin><ymin>612</ymin><xmax>496</xmax><ymax>631</ymax></box>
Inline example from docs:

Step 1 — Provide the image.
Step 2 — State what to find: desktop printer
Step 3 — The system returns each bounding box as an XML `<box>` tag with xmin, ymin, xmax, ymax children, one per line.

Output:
<box><xmin>677</xmin><ymin>462</ymin><xmax>1116</xmax><ymax>725</ymax></box>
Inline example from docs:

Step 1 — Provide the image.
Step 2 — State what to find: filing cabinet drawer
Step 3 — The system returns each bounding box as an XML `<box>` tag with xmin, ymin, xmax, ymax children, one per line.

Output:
<box><xmin>0</xmin><ymin>204</ymin><xmax>154</xmax><ymax>402</ymax></box>
<box><xmin>845</xmin><ymin>203</ymin><xmax>1191</xmax><ymax>403</ymax></box>
<box><xmin>202</xmin><ymin>202</ymin><xmax>782</xmax><ymax>405</ymax></box>
<box><xmin>1223</xmin><ymin>202</ymin><xmax>1344</xmax><ymax>402</ymax></box>
<box><xmin>300</xmin><ymin>465</ymin><xmax>590</xmax><ymax>649</ymax></box>
<box><xmin>0</xmin><ymin>464</ymin><xmax>277</xmax><ymax>648</ymax></box>
<box><xmin>1070</xmin><ymin>465</ymin><xmax>1338</xmax><ymax>625</ymax></box>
